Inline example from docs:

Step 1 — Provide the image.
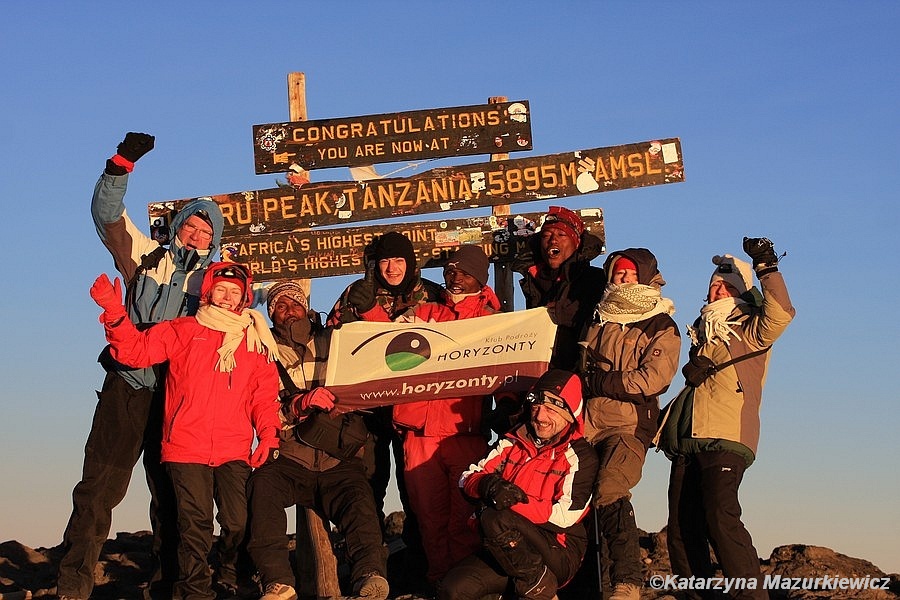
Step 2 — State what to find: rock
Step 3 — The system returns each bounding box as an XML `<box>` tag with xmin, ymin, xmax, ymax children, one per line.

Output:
<box><xmin>1</xmin><ymin>527</ymin><xmax>898</xmax><ymax>599</ymax></box>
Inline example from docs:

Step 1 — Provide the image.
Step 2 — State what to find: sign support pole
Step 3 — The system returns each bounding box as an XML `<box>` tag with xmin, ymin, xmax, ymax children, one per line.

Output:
<box><xmin>489</xmin><ymin>95</ymin><xmax>514</xmax><ymax>312</ymax></box>
<box><xmin>286</xmin><ymin>71</ymin><xmax>342</xmax><ymax>600</ymax></box>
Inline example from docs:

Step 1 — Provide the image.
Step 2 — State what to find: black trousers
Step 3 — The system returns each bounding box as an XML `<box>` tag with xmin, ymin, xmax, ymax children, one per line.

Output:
<box><xmin>57</xmin><ymin>371</ymin><xmax>178</xmax><ymax>599</ymax></box>
<box><xmin>439</xmin><ymin>508</ymin><xmax>585</xmax><ymax>600</ymax></box>
<box><xmin>246</xmin><ymin>457</ymin><xmax>387</xmax><ymax>589</ymax></box>
<box><xmin>167</xmin><ymin>461</ymin><xmax>250</xmax><ymax>600</ymax></box>
<box><xmin>667</xmin><ymin>451</ymin><xmax>766</xmax><ymax>600</ymax></box>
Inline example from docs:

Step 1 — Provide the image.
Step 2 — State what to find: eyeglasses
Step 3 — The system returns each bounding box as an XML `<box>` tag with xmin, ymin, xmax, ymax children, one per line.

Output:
<box><xmin>180</xmin><ymin>221</ymin><xmax>214</xmax><ymax>240</ymax></box>
<box><xmin>525</xmin><ymin>390</ymin><xmax>569</xmax><ymax>412</ymax></box>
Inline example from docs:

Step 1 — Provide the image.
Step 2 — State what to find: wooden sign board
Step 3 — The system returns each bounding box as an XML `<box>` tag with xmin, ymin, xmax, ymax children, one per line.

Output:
<box><xmin>253</xmin><ymin>100</ymin><xmax>533</xmax><ymax>172</ymax></box>
<box><xmin>219</xmin><ymin>209</ymin><xmax>604</xmax><ymax>281</ymax></box>
<box><xmin>149</xmin><ymin>138</ymin><xmax>681</xmax><ymax>242</ymax></box>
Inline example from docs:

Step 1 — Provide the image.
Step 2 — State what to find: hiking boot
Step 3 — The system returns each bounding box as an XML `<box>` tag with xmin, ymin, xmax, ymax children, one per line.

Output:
<box><xmin>353</xmin><ymin>572</ymin><xmax>390</xmax><ymax>600</ymax></box>
<box><xmin>259</xmin><ymin>582</ymin><xmax>297</xmax><ymax>600</ymax></box>
<box><xmin>608</xmin><ymin>582</ymin><xmax>641</xmax><ymax>600</ymax></box>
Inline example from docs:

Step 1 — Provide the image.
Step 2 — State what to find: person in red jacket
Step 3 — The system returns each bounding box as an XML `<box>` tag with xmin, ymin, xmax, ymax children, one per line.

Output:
<box><xmin>392</xmin><ymin>245</ymin><xmax>500</xmax><ymax>588</ymax></box>
<box><xmin>90</xmin><ymin>262</ymin><xmax>281</xmax><ymax>600</ymax></box>
<box><xmin>439</xmin><ymin>370</ymin><xmax>600</xmax><ymax>600</ymax></box>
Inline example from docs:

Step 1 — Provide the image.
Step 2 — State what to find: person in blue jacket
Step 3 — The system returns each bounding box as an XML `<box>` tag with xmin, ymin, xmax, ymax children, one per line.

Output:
<box><xmin>57</xmin><ymin>133</ymin><xmax>224</xmax><ymax>600</ymax></box>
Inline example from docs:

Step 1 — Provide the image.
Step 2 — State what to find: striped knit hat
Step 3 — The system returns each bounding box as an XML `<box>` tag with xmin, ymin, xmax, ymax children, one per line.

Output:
<box><xmin>266</xmin><ymin>281</ymin><xmax>309</xmax><ymax>319</ymax></box>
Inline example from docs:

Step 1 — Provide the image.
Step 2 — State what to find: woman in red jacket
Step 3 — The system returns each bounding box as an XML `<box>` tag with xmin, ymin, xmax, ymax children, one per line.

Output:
<box><xmin>90</xmin><ymin>262</ymin><xmax>281</xmax><ymax>600</ymax></box>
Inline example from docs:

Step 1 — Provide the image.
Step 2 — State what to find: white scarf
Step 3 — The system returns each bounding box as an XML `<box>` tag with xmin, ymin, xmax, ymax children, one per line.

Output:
<box><xmin>594</xmin><ymin>283</ymin><xmax>675</xmax><ymax>327</ymax></box>
<box><xmin>688</xmin><ymin>297</ymin><xmax>746</xmax><ymax>347</ymax></box>
<box><xmin>195</xmin><ymin>305</ymin><xmax>280</xmax><ymax>372</ymax></box>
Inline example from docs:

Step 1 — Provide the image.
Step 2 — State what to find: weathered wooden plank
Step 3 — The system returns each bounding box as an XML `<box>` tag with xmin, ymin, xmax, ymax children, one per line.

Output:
<box><xmin>252</xmin><ymin>100</ymin><xmax>532</xmax><ymax>172</ymax></box>
<box><xmin>148</xmin><ymin>138</ymin><xmax>681</xmax><ymax>243</ymax></box>
<box><xmin>219</xmin><ymin>209</ymin><xmax>604</xmax><ymax>282</ymax></box>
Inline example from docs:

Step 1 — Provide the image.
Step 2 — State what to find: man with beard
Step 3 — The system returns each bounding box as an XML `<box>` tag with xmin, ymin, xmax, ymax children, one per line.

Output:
<box><xmin>248</xmin><ymin>281</ymin><xmax>388</xmax><ymax>600</ymax></box>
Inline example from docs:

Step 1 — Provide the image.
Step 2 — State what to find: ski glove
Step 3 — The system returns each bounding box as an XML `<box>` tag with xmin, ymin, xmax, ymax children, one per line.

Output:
<box><xmin>105</xmin><ymin>132</ymin><xmax>155</xmax><ymax>175</ymax></box>
<box><xmin>250</xmin><ymin>436</ymin><xmax>280</xmax><ymax>468</ymax></box>
<box><xmin>90</xmin><ymin>274</ymin><xmax>127</xmax><ymax>326</ymax></box>
<box><xmin>347</xmin><ymin>263</ymin><xmax>377</xmax><ymax>314</ymax></box>
<box><xmin>743</xmin><ymin>237</ymin><xmax>779</xmax><ymax>275</ymax></box>
<box><xmin>290</xmin><ymin>387</ymin><xmax>337</xmax><ymax>418</ymax></box>
<box><xmin>478</xmin><ymin>474</ymin><xmax>529</xmax><ymax>510</ymax></box>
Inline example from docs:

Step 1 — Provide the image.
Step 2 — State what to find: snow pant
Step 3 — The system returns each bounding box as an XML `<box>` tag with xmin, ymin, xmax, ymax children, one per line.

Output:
<box><xmin>667</xmin><ymin>451</ymin><xmax>766</xmax><ymax>600</ymax></box>
<box><xmin>438</xmin><ymin>508</ymin><xmax>585</xmax><ymax>600</ymax></box>
<box><xmin>246</xmin><ymin>457</ymin><xmax>388</xmax><ymax>590</ymax></box>
<box><xmin>593</xmin><ymin>433</ymin><xmax>647</xmax><ymax>587</ymax></box>
<box><xmin>167</xmin><ymin>460</ymin><xmax>250</xmax><ymax>600</ymax></box>
<box><xmin>57</xmin><ymin>371</ymin><xmax>178</xmax><ymax>600</ymax></box>
<box><xmin>402</xmin><ymin>432</ymin><xmax>487</xmax><ymax>583</ymax></box>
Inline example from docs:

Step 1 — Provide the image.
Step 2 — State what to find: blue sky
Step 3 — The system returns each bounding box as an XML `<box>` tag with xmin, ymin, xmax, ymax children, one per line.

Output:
<box><xmin>2</xmin><ymin>1</ymin><xmax>898</xmax><ymax>574</ymax></box>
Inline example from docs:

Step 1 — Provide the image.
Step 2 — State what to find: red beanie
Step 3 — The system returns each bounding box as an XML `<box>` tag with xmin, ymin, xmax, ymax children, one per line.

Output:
<box><xmin>612</xmin><ymin>256</ymin><xmax>637</xmax><ymax>273</ymax></box>
<box><xmin>542</xmin><ymin>206</ymin><xmax>584</xmax><ymax>248</ymax></box>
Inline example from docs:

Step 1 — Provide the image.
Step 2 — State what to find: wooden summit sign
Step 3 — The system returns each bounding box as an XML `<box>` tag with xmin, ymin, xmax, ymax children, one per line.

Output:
<box><xmin>148</xmin><ymin>138</ymin><xmax>682</xmax><ymax>242</ymax></box>
<box><xmin>253</xmin><ymin>100</ymin><xmax>533</xmax><ymax>172</ymax></box>
<box><xmin>220</xmin><ymin>209</ymin><xmax>604</xmax><ymax>281</ymax></box>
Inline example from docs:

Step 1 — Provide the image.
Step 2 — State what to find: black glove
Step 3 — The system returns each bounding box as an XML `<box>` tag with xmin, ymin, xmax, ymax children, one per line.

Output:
<box><xmin>743</xmin><ymin>237</ymin><xmax>778</xmax><ymax>275</ymax></box>
<box><xmin>105</xmin><ymin>132</ymin><xmax>155</xmax><ymax>175</ymax></box>
<box><xmin>581</xmin><ymin>369</ymin><xmax>607</xmax><ymax>398</ymax></box>
<box><xmin>117</xmin><ymin>132</ymin><xmax>155</xmax><ymax>162</ymax></box>
<box><xmin>478</xmin><ymin>474</ymin><xmax>529</xmax><ymax>510</ymax></box>
<box><xmin>347</xmin><ymin>262</ymin><xmax>377</xmax><ymax>313</ymax></box>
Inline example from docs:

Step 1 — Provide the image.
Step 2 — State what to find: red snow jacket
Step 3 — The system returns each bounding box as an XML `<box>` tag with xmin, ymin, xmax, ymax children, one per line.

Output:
<box><xmin>392</xmin><ymin>287</ymin><xmax>501</xmax><ymax>437</ymax></box>
<box><xmin>105</xmin><ymin>311</ymin><xmax>280</xmax><ymax>467</ymax></box>
<box><xmin>461</xmin><ymin>371</ymin><xmax>599</xmax><ymax>545</ymax></box>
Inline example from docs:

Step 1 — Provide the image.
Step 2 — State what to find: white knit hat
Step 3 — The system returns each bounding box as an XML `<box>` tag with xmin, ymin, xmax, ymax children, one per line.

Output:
<box><xmin>709</xmin><ymin>254</ymin><xmax>753</xmax><ymax>296</ymax></box>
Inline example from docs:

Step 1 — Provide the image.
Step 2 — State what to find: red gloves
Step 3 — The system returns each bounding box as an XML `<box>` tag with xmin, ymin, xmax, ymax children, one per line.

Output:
<box><xmin>289</xmin><ymin>387</ymin><xmax>337</xmax><ymax>418</ymax></box>
<box><xmin>90</xmin><ymin>274</ymin><xmax>127</xmax><ymax>325</ymax></box>
<box><xmin>250</xmin><ymin>436</ymin><xmax>280</xmax><ymax>468</ymax></box>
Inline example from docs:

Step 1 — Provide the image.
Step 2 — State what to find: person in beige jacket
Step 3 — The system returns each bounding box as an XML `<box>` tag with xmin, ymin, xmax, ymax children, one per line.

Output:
<box><xmin>658</xmin><ymin>237</ymin><xmax>795</xmax><ymax>600</ymax></box>
<box><xmin>575</xmin><ymin>248</ymin><xmax>681</xmax><ymax>600</ymax></box>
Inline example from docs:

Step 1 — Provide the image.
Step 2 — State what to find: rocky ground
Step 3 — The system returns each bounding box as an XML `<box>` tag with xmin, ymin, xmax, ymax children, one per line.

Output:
<box><xmin>1</xmin><ymin>520</ymin><xmax>898</xmax><ymax>599</ymax></box>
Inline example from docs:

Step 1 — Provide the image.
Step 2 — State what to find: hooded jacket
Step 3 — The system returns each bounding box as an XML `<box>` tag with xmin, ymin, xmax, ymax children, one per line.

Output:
<box><xmin>513</xmin><ymin>229</ymin><xmax>607</xmax><ymax>370</ymax></box>
<box><xmin>461</xmin><ymin>371</ymin><xmax>599</xmax><ymax>547</ymax></box>
<box><xmin>92</xmin><ymin>172</ymin><xmax>224</xmax><ymax>389</ymax></box>
<box><xmin>103</xmin><ymin>266</ymin><xmax>280</xmax><ymax>467</ymax></box>
<box><xmin>578</xmin><ymin>248</ymin><xmax>681</xmax><ymax>446</ymax></box>
<box><xmin>657</xmin><ymin>269</ymin><xmax>795</xmax><ymax>465</ymax></box>
<box><xmin>392</xmin><ymin>286</ymin><xmax>502</xmax><ymax>436</ymax></box>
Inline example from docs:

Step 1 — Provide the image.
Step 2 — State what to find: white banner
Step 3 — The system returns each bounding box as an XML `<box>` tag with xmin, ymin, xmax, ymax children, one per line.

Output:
<box><xmin>324</xmin><ymin>308</ymin><xmax>557</xmax><ymax>413</ymax></box>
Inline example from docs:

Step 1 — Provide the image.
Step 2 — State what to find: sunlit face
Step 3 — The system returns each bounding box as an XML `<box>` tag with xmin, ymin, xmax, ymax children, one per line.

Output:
<box><xmin>177</xmin><ymin>215</ymin><xmax>214</xmax><ymax>251</ymax></box>
<box><xmin>611</xmin><ymin>268</ymin><xmax>638</xmax><ymax>284</ymax></box>
<box><xmin>444</xmin><ymin>267</ymin><xmax>481</xmax><ymax>295</ymax></box>
<box><xmin>530</xmin><ymin>403</ymin><xmax>569</xmax><ymax>440</ymax></box>
<box><xmin>271</xmin><ymin>296</ymin><xmax>307</xmax><ymax>328</ymax></box>
<box><xmin>708</xmin><ymin>280</ymin><xmax>740</xmax><ymax>303</ymax></box>
<box><xmin>210</xmin><ymin>281</ymin><xmax>244</xmax><ymax>311</ymax></box>
<box><xmin>540</xmin><ymin>226</ymin><xmax>577</xmax><ymax>270</ymax></box>
<box><xmin>379</xmin><ymin>257</ymin><xmax>407</xmax><ymax>287</ymax></box>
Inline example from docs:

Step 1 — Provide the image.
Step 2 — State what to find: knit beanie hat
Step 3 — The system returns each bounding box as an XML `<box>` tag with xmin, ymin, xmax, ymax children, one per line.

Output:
<box><xmin>373</xmin><ymin>231</ymin><xmax>418</xmax><ymax>293</ymax></box>
<box><xmin>541</xmin><ymin>206</ymin><xmax>585</xmax><ymax>249</ymax></box>
<box><xmin>526</xmin><ymin>369</ymin><xmax>584</xmax><ymax>424</ymax></box>
<box><xmin>266</xmin><ymin>281</ymin><xmax>309</xmax><ymax>319</ymax></box>
<box><xmin>610</xmin><ymin>256</ymin><xmax>637</xmax><ymax>274</ymax></box>
<box><xmin>202</xmin><ymin>262</ymin><xmax>253</xmax><ymax>311</ymax></box>
<box><xmin>709</xmin><ymin>254</ymin><xmax>753</xmax><ymax>296</ymax></box>
<box><xmin>444</xmin><ymin>245</ymin><xmax>489</xmax><ymax>287</ymax></box>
